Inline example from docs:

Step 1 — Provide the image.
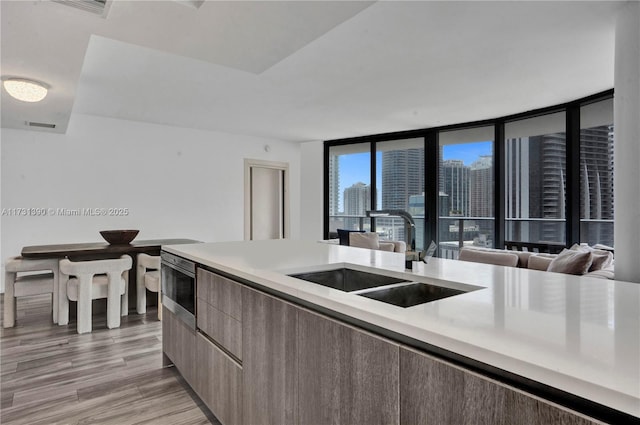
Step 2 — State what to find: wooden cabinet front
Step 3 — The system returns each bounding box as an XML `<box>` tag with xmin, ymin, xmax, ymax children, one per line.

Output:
<box><xmin>162</xmin><ymin>306</ymin><xmax>196</xmax><ymax>387</ymax></box>
<box><xmin>197</xmin><ymin>269</ymin><xmax>242</xmax><ymax>360</ymax></box>
<box><xmin>400</xmin><ymin>346</ymin><xmax>602</xmax><ymax>425</ymax></box>
<box><xmin>195</xmin><ymin>333</ymin><xmax>243</xmax><ymax>425</ymax></box>
<box><xmin>297</xmin><ymin>308</ymin><xmax>400</xmax><ymax>425</ymax></box>
<box><xmin>242</xmin><ymin>286</ymin><xmax>298</xmax><ymax>425</ymax></box>
<box><xmin>197</xmin><ymin>269</ymin><xmax>242</xmax><ymax>321</ymax></box>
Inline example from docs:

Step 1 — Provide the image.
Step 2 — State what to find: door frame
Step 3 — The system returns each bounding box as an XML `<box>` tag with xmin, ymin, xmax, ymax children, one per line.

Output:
<box><xmin>244</xmin><ymin>158</ymin><xmax>290</xmax><ymax>241</ymax></box>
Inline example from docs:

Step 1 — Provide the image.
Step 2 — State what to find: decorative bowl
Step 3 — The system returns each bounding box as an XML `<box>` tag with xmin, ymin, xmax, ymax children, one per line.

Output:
<box><xmin>99</xmin><ymin>229</ymin><xmax>139</xmax><ymax>245</ymax></box>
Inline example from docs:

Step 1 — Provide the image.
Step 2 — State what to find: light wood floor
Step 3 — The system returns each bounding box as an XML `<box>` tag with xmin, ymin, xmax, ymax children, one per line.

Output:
<box><xmin>1</xmin><ymin>294</ymin><xmax>219</xmax><ymax>425</ymax></box>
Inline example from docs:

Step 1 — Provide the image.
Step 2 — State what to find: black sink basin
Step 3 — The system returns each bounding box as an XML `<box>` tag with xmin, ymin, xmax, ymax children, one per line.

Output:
<box><xmin>289</xmin><ymin>268</ymin><xmax>408</xmax><ymax>292</ymax></box>
<box><xmin>358</xmin><ymin>282</ymin><xmax>466</xmax><ymax>307</ymax></box>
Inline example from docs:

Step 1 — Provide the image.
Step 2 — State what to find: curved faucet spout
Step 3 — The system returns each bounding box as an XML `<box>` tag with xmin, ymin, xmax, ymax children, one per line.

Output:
<box><xmin>366</xmin><ymin>209</ymin><xmax>416</xmax><ymax>250</ymax></box>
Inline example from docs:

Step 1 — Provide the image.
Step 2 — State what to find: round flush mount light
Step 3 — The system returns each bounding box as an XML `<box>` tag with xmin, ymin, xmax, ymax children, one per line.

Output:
<box><xmin>2</xmin><ymin>77</ymin><xmax>49</xmax><ymax>102</ymax></box>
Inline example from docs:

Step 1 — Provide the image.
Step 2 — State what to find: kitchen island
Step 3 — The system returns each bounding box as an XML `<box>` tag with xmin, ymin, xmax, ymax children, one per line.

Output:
<box><xmin>162</xmin><ymin>239</ymin><xmax>639</xmax><ymax>425</ymax></box>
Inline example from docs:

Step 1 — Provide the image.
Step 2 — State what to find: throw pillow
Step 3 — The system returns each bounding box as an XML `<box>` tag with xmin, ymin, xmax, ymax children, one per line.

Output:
<box><xmin>569</xmin><ymin>244</ymin><xmax>614</xmax><ymax>272</ymax></box>
<box><xmin>588</xmin><ymin>250</ymin><xmax>613</xmax><ymax>271</ymax></box>
<box><xmin>349</xmin><ymin>232</ymin><xmax>380</xmax><ymax>250</ymax></box>
<box><xmin>547</xmin><ymin>248</ymin><xmax>592</xmax><ymax>275</ymax></box>
<box><xmin>336</xmin><ymin>229</ymin><xmax>365</xmax><ymax>246</ymax></box>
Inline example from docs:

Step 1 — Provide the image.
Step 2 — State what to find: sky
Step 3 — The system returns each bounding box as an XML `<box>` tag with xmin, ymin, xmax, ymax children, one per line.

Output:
<box><xmin>443</xmin><ymin>142</ymin><xmax>493</xmax><ymax>165</ymax></box>
<box><xmin>338</xmin><ymin>141</ymin><xmax>492</xmax><ymax>196</ymax></box>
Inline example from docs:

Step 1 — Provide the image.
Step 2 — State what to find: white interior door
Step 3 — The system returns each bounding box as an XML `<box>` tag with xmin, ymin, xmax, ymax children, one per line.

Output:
<box><xmin>245</xmin><ymin>160</ymin><xmax>289</xmax><ymax>240</ymax></box>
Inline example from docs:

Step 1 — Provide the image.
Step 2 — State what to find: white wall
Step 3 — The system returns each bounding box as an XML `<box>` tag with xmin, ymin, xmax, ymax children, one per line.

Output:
<box><xmin>299</xmin><ymin>140</ymin><xmax>324</xmax><ymax>241</ymax></box>
<box><xmin>614</xmin><ymin>1</ymin><xmax>640</xmax><ymax>284</ymax></box>
<box><xmin>1</xmin><ymin>113</ymin><xmax>301</xmax><ymax>291</ymax></box>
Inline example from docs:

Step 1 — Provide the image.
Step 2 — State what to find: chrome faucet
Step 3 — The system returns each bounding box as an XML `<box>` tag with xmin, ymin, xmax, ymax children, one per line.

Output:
<box><xmin>366</xmin><ymin>209</ymin><xmax>416</xmax><ymax>250</ymax></box>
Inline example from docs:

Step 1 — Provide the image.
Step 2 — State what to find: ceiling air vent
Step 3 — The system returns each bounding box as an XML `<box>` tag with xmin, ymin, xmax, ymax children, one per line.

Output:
<box><xmin>52</xmin><ymin>0</ymin><xmax>111</xmax><ymax>17</ymax></box>
<box><xmin>26</xmin><ymin>121</ymin><xmax>56</xmax><ymax>129</ymax></box>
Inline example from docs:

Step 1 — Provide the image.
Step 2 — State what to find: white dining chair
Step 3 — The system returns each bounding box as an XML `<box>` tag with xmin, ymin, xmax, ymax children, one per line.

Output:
<box><xmin>58</xmin><ymin>255</ymin><xmax>132</xmax><ymax>334</ymax></box>
<box><xmin>3</xmin><ymin>256</ymin><xmax>59</xmax><ymax>328</ymax></box>
<box><xmin>136</xmin><ymin>253</ymin><xmax>162</xmax><ymax>320</ymax></box>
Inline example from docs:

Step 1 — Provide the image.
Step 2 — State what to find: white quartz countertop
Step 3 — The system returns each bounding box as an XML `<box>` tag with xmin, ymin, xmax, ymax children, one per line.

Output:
<box><xmin>164</xmin><ymin>239</ymin><xmax>640</xmax><ymax>418</ymax></box>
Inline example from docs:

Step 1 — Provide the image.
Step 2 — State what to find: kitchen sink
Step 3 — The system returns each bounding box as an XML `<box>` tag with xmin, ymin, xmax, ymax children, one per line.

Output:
<box><xmin>288</xmin><ymin>267</ymin><xmax>409</xmax><ymax>292</ymax></box>
<box><xmin>357</xmin><ymin>282</ymin><xmax>467</xmax><ymax>308</ymax></box>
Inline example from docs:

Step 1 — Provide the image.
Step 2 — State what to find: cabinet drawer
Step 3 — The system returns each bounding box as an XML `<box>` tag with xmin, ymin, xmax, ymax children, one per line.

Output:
<box><xmin>197</xmin><ymin>298</ymin><xmax>242</xmax><ymax>360</ymax></box>
<box><xmin>400</xmin><ymin>346</ymin><xmax>601</xmax><ymax>425</ymax></box>
<box><xmin>195</xmin><ymin>333</ymin><xmax>243</xmax><ymax>425</ymax></box>
<box><xmin>197</xmin><ymin>268</ymin><xmax>242</xmax><ymax>321</ymax></box>
<box><xmin>162</xmin><ymin>306</ymin><xmax>196</xmax><ymax>387</ymax></box>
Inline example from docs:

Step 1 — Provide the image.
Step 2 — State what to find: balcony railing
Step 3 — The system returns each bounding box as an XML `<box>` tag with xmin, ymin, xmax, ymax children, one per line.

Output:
<box><xmin>328</xmin><ymin>214</ymin><xmax>370</xmax><ymax>234</ymax></box>
<box><xmin>579</xmin><ymin>219</ymin><xmax>614</xmax><ymax>247</ymax></box>
<box><xmin>329</xmin><ymin>214</ymin><xmax>614</xmax><ymax>258</ymax></box>
<box><xmin>439</xmin><ymin>217</ymin><xmax>495</xmax><ymax>259</ymax></box>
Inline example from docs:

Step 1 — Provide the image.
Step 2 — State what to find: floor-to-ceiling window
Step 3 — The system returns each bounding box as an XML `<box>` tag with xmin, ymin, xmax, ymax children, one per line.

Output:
<box><xmin>327</xmin><ymin>142</ymin><xmax>372</xmax><ymax>234</ymax></box>
<box><xmin>324</xmin><ymin>91</ymin><xmax>613</xmax><ymax>256</ymax></box>
<box><xmin>375</xmin><ymin>138</ymin><xmax>425</xmax><ymax>249</ymax></box>
<box><xmin>505</xmin><ymin>111</ymin><xmax>567</xmax><ymax>245</ymax></box>
<box><xmin>438</xmin><ymin>126</ymin><xmax>494</xmax><ymax>258</ymax></box>
<box><xmin>579</xmin><ymin>98</ymin><xmax>614</xmax><ymax>248</ymax></box>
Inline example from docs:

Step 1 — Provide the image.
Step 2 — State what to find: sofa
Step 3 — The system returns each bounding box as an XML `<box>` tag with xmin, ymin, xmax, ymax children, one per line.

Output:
<box><xmin>336</xmin><ymin>229</ymin><xmax>407</xmax><ymax>253</ymax></box>
<box><xmin>458</xmin><ymin>244</ymin><xmax>615</xmax><ymax>279</ymax></box>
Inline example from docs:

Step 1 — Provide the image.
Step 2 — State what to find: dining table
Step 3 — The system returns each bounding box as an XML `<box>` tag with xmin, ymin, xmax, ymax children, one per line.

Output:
<box><xmin>21</xmin><ymin>238</ymin><xmax>201</xmax><ymax>312</ymax></box>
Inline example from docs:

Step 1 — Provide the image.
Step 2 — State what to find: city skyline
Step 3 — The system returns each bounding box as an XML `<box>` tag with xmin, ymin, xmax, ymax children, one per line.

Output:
<box><xmin>336</xmin><ymin>142</ymin><xmax>492</xmax><ymax>212</ymax></box>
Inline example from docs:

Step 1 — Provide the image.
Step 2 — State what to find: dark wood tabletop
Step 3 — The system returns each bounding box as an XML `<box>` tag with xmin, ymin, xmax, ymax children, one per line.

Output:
<box><xmin>21</xmin><ymin>238</ymin><xmax>201</xmax><ymax>311</ymax></box>
<box><xmin>21</xmin><ymin>239</ymin><xmax>201</xmax><ymax>259</ymax></box>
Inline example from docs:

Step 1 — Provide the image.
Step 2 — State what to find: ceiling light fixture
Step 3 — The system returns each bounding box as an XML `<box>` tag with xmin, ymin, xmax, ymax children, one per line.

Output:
<box><xmin>2</xmin><ymin>78</ymin><xmax>49</xmax><ymax>102</ymax></box>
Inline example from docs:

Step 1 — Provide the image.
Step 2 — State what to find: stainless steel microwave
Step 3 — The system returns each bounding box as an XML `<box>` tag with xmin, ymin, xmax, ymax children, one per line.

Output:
<box><xmin>161</xmin><ymin>251</ymin><xmax>196</xmax><ymax>329</ymax></box>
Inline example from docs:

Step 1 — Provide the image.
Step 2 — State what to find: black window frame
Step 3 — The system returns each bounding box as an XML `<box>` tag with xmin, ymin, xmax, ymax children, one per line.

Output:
<box><xmin>323</xmin><ymin>89</ymin><xmax>614</xmax><ymax>252</ymax></box>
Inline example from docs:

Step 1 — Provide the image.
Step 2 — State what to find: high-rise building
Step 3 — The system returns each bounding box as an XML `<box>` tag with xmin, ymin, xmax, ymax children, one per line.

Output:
<box><xmin>441</xmin><ymin>159</ymin><xmax>470</xmax><ymax>217</ymax></box>
<box><xmin>580</xmin><ymin>125</ymin><xmax>614</xmax><ymax>246</ymax></box>
<box><xmin>379</xmin><ymin>148</ymin><xmax>424</xmax><ymax>244</ymax></box>
<box><xmin>506</xmin><ymin>134</ymin><xmax>566</xmax><ymax>243</ymax></box>
<box><xmin>439</xmin><ymin>192</ymin><xmax>450</xmax><ymax>218</ymax></box>
<box><xmin>505</xmin><ymin>137</ymin><xmax>531</xmax><ymax>238</ymax></box>
<box><xmin>408</xmin><ymin>193</ymin><xmax>425</xmax><ymax>249</ymax></box>
<box><xmin>469</xmin><ymin>155</ymin><xmax>493</xmax><ymax>217</ymax></box>
<box><xmin>343</xmin><ymin>182</ymin><xmax>371</xmax><ymax>230</ymax></box>
<box><xmin>328</xmin><ymin>155</ymin><xmax>340</xmax><ymax>216</ymax></box>
<box><xmin>381</xmin><ymin>149</ymin><xmax>424</xmax><ymax>210</ymax></box>
<box><xmin>469</xmin><ymin>155</ymin><xmax>494</xmax><ymax>244</ymax></box>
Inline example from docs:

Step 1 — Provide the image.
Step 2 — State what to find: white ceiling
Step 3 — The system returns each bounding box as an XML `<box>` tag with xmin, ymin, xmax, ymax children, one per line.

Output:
<box><xmin>1</xmin><ymin>0</ymin><xmax>623</xmax><ymax>142</ymax></box>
